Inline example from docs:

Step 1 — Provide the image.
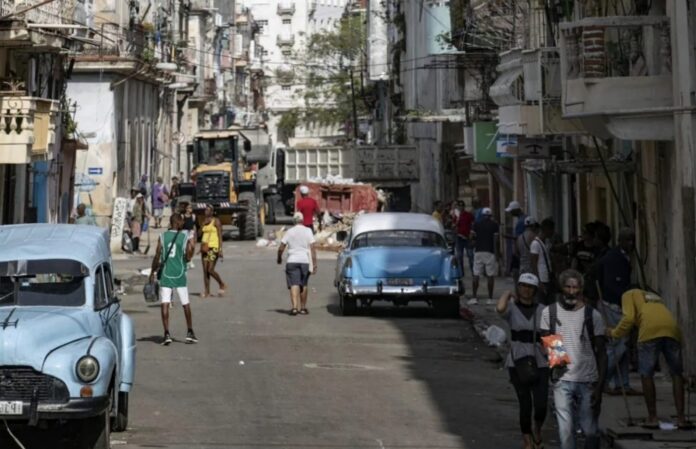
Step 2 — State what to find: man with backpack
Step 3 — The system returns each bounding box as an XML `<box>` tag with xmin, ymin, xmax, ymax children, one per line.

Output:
<box><xmin>149</xmin><ymin>213</ymin><xmax>197</xmax><ymax>345</ymax></box>
<box><xmin>540</xmin><ymin>269</ymin><xmax>608</xmax><ymax>449</ymax></box>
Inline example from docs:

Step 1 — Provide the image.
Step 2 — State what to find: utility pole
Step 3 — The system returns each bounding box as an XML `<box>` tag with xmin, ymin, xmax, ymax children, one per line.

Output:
<box><xmin>349</xmin><ymin>68</ymin><xmax>358</xmax><ymax>140</ymax></box>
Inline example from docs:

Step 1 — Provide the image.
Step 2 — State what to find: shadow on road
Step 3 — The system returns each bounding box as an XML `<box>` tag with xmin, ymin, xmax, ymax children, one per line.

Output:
<box><xmin>325</xmin><ymin>293</ymin><xmax>516</xmax><ymax>449</ymax></box>
<box><xmin>137</xmin><ymin>335</ymin><xmax>165</xmax><ymax>344</ymax></box>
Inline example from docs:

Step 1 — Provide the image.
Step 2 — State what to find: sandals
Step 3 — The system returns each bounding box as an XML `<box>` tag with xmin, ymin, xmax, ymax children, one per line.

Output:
<box><xmin>299</xmin><ymin>308</ymin><xmax>309</xmax><ymax>315</ymax></box>
<box><xmin>290</xmin><ymin>308</ymin><xmax>299</xmax><ymax>316</ymax></box>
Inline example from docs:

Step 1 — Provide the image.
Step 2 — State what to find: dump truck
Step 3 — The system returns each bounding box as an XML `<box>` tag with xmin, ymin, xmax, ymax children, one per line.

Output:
<box><xmin>184</xmin><ymin>127</ymin><xmax>269</xmax><ymax>240</ymax></box>
<box><xmin>257</xmin><ymin>144</ymin><xmax>419</xmax><ymax>223</ymax></box>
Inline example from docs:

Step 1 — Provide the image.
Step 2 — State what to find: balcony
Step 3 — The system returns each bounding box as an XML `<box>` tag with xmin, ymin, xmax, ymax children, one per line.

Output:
<box><xmin>491</xmin><ymin>48</ymin><xmax>584</xmax><ymax>138</ymax></box>
<box><xmin>559</xmin><ymin>15</ymin><xmax>674</xmax><ymax>140</ymax></box>
<box><xmin>190</xmin><ymin>0</ymin><xmax>213</xmax><ymax>11</ymax></box>
<box><xmin>0</xmin><ymin>96</ymin><xmax>38</xmax><ymax>164</ymax></box>
<box><xmin>276</xmin><ymin>34</ymin><xmax>295</xmax><ymax>47</ymax></box>
<box><xmin>277</xmin><ymin>2</ymin><xmax>295</xmax><ymax>16</ymax></box>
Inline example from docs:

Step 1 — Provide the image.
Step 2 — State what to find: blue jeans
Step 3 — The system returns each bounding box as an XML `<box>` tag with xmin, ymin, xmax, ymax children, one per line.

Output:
<box><xmin>603</xmin><ymin>302</ymin><xmax>630</xmax><ymax>389</ymax></box>
<box><xmin>553</xmin><ymin>381</ymin><xmax>600</xmax><ymax>449</ymax></box>
<box><xmin>456</xmin><ymin>236</ymin><xmax>474</xmax><ymax>273</ymax></box>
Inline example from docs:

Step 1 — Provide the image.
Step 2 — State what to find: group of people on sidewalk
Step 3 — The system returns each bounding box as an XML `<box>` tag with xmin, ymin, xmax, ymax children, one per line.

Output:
<box><xmin>498</xmin><ymin>269</ymin><xmax>689</xmax><ymax>449</ymax></box>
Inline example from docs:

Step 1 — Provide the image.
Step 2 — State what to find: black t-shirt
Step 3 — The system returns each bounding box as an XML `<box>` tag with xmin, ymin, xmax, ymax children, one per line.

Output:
<box><xmin>572</xmin><ymin>241</ymin><xmax>597</xmax><ymax>274</ymax></box>
<box><xmin>183</xmin><ymin>215</ymin><xmax>196</xmax><ymax>231</ymax></box>
<box><xmin>473</xmin><ymin>219</ymin><xmax>499</xmax><ymax>253</ymax></box>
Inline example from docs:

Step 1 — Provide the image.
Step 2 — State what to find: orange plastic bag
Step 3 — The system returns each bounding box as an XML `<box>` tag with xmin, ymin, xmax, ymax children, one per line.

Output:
<box><xmin>542</xmin><ymin>334</ymin><xmax>571</xmax><ymax>367</ymax></box>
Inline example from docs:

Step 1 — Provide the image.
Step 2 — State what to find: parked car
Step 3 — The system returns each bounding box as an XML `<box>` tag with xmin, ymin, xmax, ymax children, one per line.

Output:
<box><xmin>334</xmin><ymin>213</ymin><xmax>464</xmax><ymax>317</ymax></box>
<box><xmin>0</xmin><ymin>224</ymin><xmax>136</xmax><ymax>449</ymax></box>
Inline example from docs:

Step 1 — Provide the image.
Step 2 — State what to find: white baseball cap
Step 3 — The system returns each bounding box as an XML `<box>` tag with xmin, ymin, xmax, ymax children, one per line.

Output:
<box><xmin>299</xmin><ymin>185</ymin><xmax>309</xmax><ymax>195</ymax></box>
<box><xmin>505</xmin><ymin>200</ymin><xmax>522</xmax><ymax>212</ymax></box>
<box><xmin>482</xmin><ymin>207</ymin><xmax>493</xmax><ymax>216</ymax></box>
<box><xmin>524</xmin><ymin>216</ymin><xmax>539</xmax><ymax>226</ymax></box>
<box><xmin>518</xmin><ymin>273</ymin><xmax>540</xmax><ymax>287</ymax></box>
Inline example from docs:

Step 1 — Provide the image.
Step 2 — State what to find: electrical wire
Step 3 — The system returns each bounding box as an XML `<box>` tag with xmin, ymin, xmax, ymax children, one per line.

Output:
<box><xmin>3</xmin><ymin>420</ymin><xmax>26</xmax><ymax>449</ymax></box>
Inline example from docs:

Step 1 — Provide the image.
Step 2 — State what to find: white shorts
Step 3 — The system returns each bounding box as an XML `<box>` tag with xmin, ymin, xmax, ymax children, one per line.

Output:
<box><xmin>160</xmin><ymin>286</ymin><xmax>190</xmax><ymax>306</ymax></box>
<box><xmin>473</xmin><ymin>251</ymin><xmax>498</xmax><ymax>277</ymax></box>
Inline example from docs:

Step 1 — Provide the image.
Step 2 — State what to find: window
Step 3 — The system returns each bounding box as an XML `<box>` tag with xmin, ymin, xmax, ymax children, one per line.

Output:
<box><xmin>0</xmin><ymin>259</ymin><xmax>87</xmax><ymax>307</ymax></box>
<box><xmin>351</xmin><ymin>230</ymin><xmax>447</xmax><ymax>250</ymax></box>
<box><xmin>103</xmin><ymin>264</ymin><xmax>114</xmax><ymax>300</ymax></box>
<box><xmin>282</xmin><ymin>19</ymin><xmax>291</xmax><ymax>24</ymax></box>
<box><xmin>282</xmin><ymin>49</ymin><xmax>291</xmax><ymax>56</ymax></box>
<box><xmin>94</xmin><ymin>265</ymin><xmax>108</xmax><ymax>309</ymax></box>
<box><xmin>256</xmin><ymin>19</ymin><xmax>268</xmax><ymax>32</ymax></box>
<box><xmin>281</xmin><ymin>86</ymin><xmax>291</xmax><ymax>91</ymax></box>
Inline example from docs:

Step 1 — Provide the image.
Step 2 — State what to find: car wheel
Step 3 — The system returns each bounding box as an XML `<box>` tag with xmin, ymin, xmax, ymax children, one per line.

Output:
<box><xmin>111</xmin><ymin>392</ymin><xmax>129</xmax><ymax>432</ymax></box>
<box><xmin>340</xmin><ymin>294</ymin><xmax>357</xmax><ymax>316</ymax></box>
<box><xmin>433</xmin><ymin>297</ymin><xmax>460</xmax><ymax>318</ymax></box>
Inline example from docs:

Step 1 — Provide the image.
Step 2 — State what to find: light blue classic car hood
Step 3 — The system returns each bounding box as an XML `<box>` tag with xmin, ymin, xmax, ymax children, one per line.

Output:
<box><xmin>353</xmin><ymin>247</ymin><xmax>447</xmax><ymax>278</ymax></box>
<box><xmin>0</xmin><ymin>307</ymin><xmax>92</xmax><ymax>370</ymax></box>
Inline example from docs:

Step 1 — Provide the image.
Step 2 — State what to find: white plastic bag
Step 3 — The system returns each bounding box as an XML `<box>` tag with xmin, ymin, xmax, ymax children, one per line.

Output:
<box><xmin>256</xmin><ymin>238</ymin><xmax>269</xmax><ymax>247</ymax></box>
<box><xmin>483</xmin><ymin>325</ymin><xmax>507</xmax><ymax>347</ymax></box>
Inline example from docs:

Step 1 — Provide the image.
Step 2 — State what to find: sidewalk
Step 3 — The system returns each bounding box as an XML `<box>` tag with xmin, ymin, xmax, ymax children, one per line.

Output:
<box><xmin>464</xmin><ymin>278</ymin><xmax>696</xmax><ymax>449</ymax></box>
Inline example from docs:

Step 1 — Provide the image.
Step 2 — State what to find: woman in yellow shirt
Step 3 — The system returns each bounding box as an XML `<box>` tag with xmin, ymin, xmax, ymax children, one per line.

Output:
<box><xmin>200</xmin><ymin>205</ymin><xmax>227</xmax><ymax>297</ymax></box>
<box><xmin>607</xmin><ymin>289</ymin><xmax>691</xmax><ymax>430</ymax></box>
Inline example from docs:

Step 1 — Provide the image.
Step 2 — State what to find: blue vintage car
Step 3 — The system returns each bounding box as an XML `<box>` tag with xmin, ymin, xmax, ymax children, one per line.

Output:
<box><xmin>334</xmin><ymin>213</ymin><xmax>464</xmax><ymax>317</ymax></box>
<box><xmin>0</xmin><ymin>224</ymin><xmax>136</xmax><ymax>448</ymax></box>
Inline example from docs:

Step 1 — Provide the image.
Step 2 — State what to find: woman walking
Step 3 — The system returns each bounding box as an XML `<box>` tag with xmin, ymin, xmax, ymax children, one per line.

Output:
<box><xmin>200</xmin><ymin>204</ymin><xmax>227</xmax><ymax>297</ymax></box>
<box><xmin>497</xmin><ymin>273</ymin><xmax>549</xmax><ymax>449</ymax></box>
<box><xmin>131</xmin><ymin>193</ymin><xmax>148</xmax><ymax>253</ymax></box>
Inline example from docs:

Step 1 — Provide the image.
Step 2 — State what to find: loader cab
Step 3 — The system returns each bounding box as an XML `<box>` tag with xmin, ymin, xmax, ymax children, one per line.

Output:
<box><xmin>191</xmin><ymin>134</ymin><xmax>239</xmax><ymax>166</ymax></box>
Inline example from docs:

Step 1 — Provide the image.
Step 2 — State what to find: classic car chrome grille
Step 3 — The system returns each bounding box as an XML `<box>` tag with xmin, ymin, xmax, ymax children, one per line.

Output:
<box><xmin>0</xmin><ymin>367</ymin><xmax>69</xmax><ymax>403</ymax></box>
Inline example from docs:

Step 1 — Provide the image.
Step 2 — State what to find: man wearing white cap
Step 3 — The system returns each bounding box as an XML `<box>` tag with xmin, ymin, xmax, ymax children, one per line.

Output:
<box><xmin>471</xmin><ymin>207</ymin><xmax>500</xmax><ymax>300</ymax></box>
<box><xmin>296</xmin><ymin>185</ymin><xmax>321</xmax><ymax>233</ymax></box>
<box><xmin>505</xmin><ymin>200</ymin><xmax>528</xmax><ymax>238</ymax></box>
<box><xmin>277</xmin><ymin>212</ymin><xmax>318</xmax><ymax>315</ymax></box>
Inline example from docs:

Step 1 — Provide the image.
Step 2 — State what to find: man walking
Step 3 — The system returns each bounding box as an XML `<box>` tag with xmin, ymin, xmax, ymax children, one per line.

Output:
<box><xmin>149</xmin><ymin>214</ymin><xmax>197</xmax><ymax>345</ymax></box>
<box><xmin>296</xmin><ymin>185</ymin><xmax>320</xmax><ymax>233</ymax></box>
<box><xmin>514</xmin><ymin>216</ymin><xmax>539</xmax><ymax>281</ymax></box>
<box><xmin>530</xmin><ymin>219</ymin><xmax>554</xmax><ymax>304</ymax></box>
<box><xmin>74</xmin><ymin>203</ymin><xmax>97</xmax><ymax>225</ymax></box>
<box><xmin>505</xmin><ymin>200</ymin><xmax>528</xmax><ymax>238</ymax></box>
<box><xmin>455</xmin><ymin>201</ymin><xmax>475</xmax><ymax>275</ymax></box>
<box><xmin>151</xmin><ymin>176</ymin><xmax>169</xmax><ymax>228</ymax></box>
<box><xmin>598</xmin><ymin>228</ymin><xmax>637</xmax><ymax>395</ymax></box>
<box><xmin>541</xmin><ymin>269</ymin><xmax>607</xmax><ymax>449</ymax></box>
<box><xmin>471</xmin><ymin>207</ymin><xmax>499</xmax><ymax>300</ymax></box>
<box><xmin>277</xmin><ymin>212</ymin><xmax>317</xmax><ymax>316</ymax></box>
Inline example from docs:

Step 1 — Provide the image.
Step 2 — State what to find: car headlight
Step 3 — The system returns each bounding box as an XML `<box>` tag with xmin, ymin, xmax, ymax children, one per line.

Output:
<box><xmin>76</xmin><ymin>356</ymin><xmax>100</xmax><ymax>383</ymax></box>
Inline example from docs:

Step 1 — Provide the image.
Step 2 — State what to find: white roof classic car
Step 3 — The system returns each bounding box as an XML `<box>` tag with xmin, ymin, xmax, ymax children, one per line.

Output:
<box><xmin>350</xmin><ymin>212</ymin><xmax>445</xmax><ymax>238</ymax></box>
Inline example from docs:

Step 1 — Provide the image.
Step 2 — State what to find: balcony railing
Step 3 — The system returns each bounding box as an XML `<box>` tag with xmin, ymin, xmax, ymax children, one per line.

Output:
<box><xmin>559</xmin><ymin>15</ymin><xmax>674</xmax><ymax>140</ymax></box>
<box><xmin>560</xmin><ymin>15</ymin><xmax>671</xmax><ymax>79</ymax></box>
<box><xmin>277</xmin><ymin>2</ymin><xmax>295</xmax><ymax>15</ymax></box>
<box><xmin>0</xmin><ymin>96</ymin><xmax>39</xmax><ymax>164</ymax></box>
<box><xmin>276</xmin><ymin>34</ymin><xmax>295</xmax><ymax>47</ymax></box>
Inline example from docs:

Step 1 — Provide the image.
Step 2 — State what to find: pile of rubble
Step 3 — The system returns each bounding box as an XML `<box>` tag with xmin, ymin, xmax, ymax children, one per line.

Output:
<box><xmin>255</xmin><ymin>212</ymin><xmax>361</xmax><ymax>252</ymax></box>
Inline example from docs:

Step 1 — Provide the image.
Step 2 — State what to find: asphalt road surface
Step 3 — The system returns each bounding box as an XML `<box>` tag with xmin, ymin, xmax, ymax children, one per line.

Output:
<box><xmin>2</xmin><ymin>236</ymin><xmax>526</xmax><ymax>449</ymax></box>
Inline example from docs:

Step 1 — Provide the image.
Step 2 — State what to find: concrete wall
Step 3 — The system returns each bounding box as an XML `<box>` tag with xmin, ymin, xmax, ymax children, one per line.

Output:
<box><xmin>68</xmin><ymin>74</ymin><xmax>161</xmax><ymax>227</ymax></box>
<box><xmin>68</xmin><ymin>75</ymin><xmax>117</xmax><ymax>226</ymax></box>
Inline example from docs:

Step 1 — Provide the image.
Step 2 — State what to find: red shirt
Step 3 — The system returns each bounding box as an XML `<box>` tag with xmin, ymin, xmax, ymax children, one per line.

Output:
<box><xmin>296</xmin><ymin>197</ymin><xmax>319</xmax><ymax>226</ymax></box>
<box><xmin>457</xmin><ymin>210</ymin><xmax>474</xmax><ymax>238</ymax></box>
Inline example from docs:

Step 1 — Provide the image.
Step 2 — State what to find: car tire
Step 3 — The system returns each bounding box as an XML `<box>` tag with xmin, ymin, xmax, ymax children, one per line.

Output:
<box><xmin>79</xmin><ymin>409</ymin><xmax>110</xmax><ymax>449</ymax></box>
<box><xmin>433</xmin><ymin>297</ymin><xmax>460</xmax><ymax>318</ymax></box>
<box><xmin>340</xmin><ymin>295</ymin><xmax>357</xmax><ymax>316</ymax></box>
<box><xmin>111</xmin><ymin>392</ymin><xmax>129</xmax><ymax>432</ymax></box>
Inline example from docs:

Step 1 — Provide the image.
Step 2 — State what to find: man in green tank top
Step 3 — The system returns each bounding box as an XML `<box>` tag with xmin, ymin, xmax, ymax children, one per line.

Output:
<box><xmin>150</xmin><ymin>213</ymin><xmax>197</xmax><ymax>345</ymax></box>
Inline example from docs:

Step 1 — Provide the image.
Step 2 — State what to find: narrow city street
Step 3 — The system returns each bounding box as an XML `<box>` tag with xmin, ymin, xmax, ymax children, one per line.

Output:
<box><xmin>107</xmin><ymin>236</ymin><xmax>521</xmax><ymax>449</ymax></box>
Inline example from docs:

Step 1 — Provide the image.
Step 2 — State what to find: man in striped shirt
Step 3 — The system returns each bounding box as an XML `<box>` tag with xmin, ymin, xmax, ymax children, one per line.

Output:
<box><xmin>540</xmin><ymin>269</ymin><xmax>607</xmax><ymax>449</ymax></box>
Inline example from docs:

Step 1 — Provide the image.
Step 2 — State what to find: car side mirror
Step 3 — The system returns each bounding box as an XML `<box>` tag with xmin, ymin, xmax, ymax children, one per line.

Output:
<box><xmin>336</xmin><ymin>230</ymin><xmax>348</xmax><ymax>242</ymax></box>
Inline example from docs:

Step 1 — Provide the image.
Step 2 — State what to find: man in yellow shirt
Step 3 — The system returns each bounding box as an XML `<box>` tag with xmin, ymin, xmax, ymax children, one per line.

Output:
<box><xmin>607</xmin><ymin>288</ymin><xmax>692</xmax><ymax>429</ymax></box>
<box><xmin>432</xmin><ymin>201</ymin><xmax>444</xmax><ymax>222</ymax></box>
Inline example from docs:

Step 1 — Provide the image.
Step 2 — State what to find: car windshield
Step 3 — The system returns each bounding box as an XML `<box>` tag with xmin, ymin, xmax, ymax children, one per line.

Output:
<box><xmin>351</xmin><ymin>230</ymin><xmax>446</xmax><ymax>249</ymax></box>
<box><xmin>0</xmin><ymin>259</ymin><xmax>88</xmax><ymax>307</ymax></box>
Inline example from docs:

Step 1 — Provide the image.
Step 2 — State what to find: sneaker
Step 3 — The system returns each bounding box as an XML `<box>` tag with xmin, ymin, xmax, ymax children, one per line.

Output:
<box><xmin>186</xmin><ymin>330</ymin><xmax>198</xmax><ymax>344</ymax></box>
<box><xmin>162</xmin><ymin>332</ymin><xmax>173</xmax><ymax>346</ymax></box>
